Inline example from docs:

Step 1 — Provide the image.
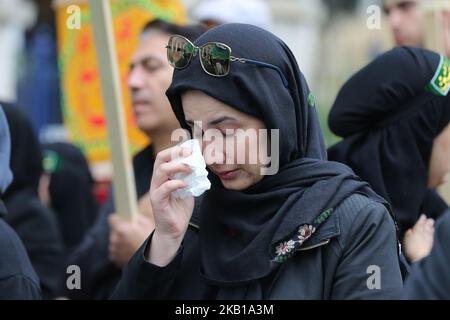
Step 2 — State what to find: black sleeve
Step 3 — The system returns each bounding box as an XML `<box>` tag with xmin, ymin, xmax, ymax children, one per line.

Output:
<box><xmin>331</xmin><ymin>200</ymin><xmax>403</xmax><ymax>299</ymax></box>
<box><xmin>0</xmin><ymin>275</ymin><xmax>41</xmax><ymax>300</ymax></box>
<box><xmin>110</xmin><ymin>232</ymin><xmax>183</xmax><ymax>300</ymax></box>
<box><xmin>402</xmin><ymin>211</ymin><xmax>450</xmax><ymax>300</ymax></box>
<box><xmin>328</xmin><ymin>47</ymin><xmax>437</xmax><ymax>138</ymax></box>
<box><xmin>6</xmin><ymin>198</ymin><xmax>64</xmax><ymax>299</ymax></box>
<box><xmin>0</xmin><ymin>220</ymin><xmax>42</xmax><ymax>300</ymax></box>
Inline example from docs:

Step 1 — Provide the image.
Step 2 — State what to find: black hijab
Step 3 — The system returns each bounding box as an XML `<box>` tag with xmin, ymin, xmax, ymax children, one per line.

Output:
<box><xmin>2</xmin><ymin>103</ymin><xmax>43</xmax><ymax>199</ymax></box>
<box><xmin>42</xmin><ymin>143</ymin><xmax>98</xmax><ymax>250</ymax></box>
<box><xmin>328</xmin><ymin>47</ymin><xmax>450</xmax><ymax>236</ymax></box>
<box><xmin>167</xmin><ymin>24</ymin><xmax>388</xmax><ymax>287</ymax></box>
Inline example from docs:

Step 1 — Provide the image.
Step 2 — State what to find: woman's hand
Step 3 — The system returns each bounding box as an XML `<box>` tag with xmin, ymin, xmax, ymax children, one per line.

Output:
<box><xmin>147</xmin><ymin>146</ymin><xmax>195</xmax><ymax>266</ymax></box>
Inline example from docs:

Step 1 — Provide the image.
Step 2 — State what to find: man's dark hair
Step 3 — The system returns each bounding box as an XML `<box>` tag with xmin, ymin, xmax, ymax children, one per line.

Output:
<box><xmin>141</xmin><ymin>18</ymin><xmax>206</xmax><ymax>41</ymax></box>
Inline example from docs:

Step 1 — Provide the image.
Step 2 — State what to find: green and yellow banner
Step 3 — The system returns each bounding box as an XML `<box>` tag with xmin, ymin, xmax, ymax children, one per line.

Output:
<box><xmin>55</xmin><ymin>0</ymin><xmax>185</xmax><ymax>176</ymax></box>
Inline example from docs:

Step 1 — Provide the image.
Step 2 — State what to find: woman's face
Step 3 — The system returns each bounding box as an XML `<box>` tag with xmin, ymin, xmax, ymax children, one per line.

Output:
<box><xmin>428</xmin><ymin>122</ymin><xmax>450</xmax><ymax>188</ymax></box>
<box><xmin>181</xmin><ymin>90</ymin><xmax>269</xmax><ymax>191</ymax></box>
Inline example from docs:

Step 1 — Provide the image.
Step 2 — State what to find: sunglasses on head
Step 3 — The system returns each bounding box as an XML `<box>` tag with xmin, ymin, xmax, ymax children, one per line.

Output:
<box><xmin>166</xmin><ymin>35</ymin><xmax>289</xmax><ymax>88</ymax></box>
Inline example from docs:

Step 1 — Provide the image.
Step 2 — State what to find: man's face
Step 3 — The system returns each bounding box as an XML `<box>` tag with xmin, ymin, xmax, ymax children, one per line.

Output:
<box><xmin>384</xmin><ymin>0</ymin><xmax>425</xmax><ymax>47</ymax></box>
<box><xmin>127</xmin><ymin>31</ymin><xmax>179</xmax><ymax>134</ymax></box>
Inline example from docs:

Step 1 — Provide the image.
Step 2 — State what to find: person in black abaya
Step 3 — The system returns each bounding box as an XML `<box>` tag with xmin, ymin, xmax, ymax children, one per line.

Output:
<box><xmin>0</xmin><ymin>104</ymin><xmax>41</xmax><ymax>300</ymax></box>
<box><xmin>2</xmin><ymin>103</ymin><xmax>64</xmax><ymax>299</ymax></box>
<box><xmin>328</xmin><ymin>47</ymin><xmax>450</xmax><ymax>262</ymax></box>
<box><xmin>40</xmin><ymin>142</ymin><xmax>98</xmax><ymax>252</ymax></box>
<box><xmin>112</xmin><ymin>23</ymin><xmax>403</xmax><ymax>299</ymax></box>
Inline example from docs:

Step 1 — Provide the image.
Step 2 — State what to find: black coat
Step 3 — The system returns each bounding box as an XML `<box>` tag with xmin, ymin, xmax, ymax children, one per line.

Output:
<box><xmin>111</xmin><ymin>194</ymin><xmax>403</xmax><ymax>300</ymax></box>
<box><xmin>0</xmin><ymin>203</ymin><xmax>41</xmax><ymax>300</ymax></box>
<box><xmin>403</xmin><ymin>211</ymin><xmax>450</xmax><ymax>299</ymax></box>
<box><xmin>4</xmin><ymin>190</ymin><xmax>64</xmax><ymax>299</ymax></box>
<box><xmin>57</xmin><ymin>194</ymin><xmax>120</xmax><ymax>299</ymax></box>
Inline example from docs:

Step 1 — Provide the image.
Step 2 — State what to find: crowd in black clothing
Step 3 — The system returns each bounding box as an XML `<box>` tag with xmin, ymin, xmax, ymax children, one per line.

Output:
<box><xmin>1</xmin><ymin>16</ymin><xmax>450</xmax><ymax>301</ymax></box>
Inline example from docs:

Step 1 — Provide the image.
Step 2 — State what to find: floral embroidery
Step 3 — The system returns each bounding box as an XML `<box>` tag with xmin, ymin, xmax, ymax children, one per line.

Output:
<box><xmin>298</xmin><ymin>225</ymin><xmax>314</xmax><ymax>240</ymax></box>
<box><xmin>275</xmin><ymin>240</ymin><xmax>296</xmax><ymax>256</ymax></box>
<box><xmin>271</xmin><ymin>208</ymin><xmax>334</xmax><ymax>264</ymax></box>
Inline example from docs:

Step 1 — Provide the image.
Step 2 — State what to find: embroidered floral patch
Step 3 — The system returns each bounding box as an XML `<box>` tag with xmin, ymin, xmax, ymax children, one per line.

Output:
<box><xmin>271</xmin><ymin>208</ymin><xmax>333</xmax><ymax>264</ymax></box>
<box><xmin>275</xmin><ymin>240</ymin><xmax>296</xmax><ymax>257</ymax></box>
<box><xmin>272</xmin><ymin>225</ymin><xmax>316</xmax><ymax>263</ymax></box>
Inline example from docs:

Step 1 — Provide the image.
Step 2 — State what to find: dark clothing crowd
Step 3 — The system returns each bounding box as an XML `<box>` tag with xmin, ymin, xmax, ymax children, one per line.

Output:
<box><xmin>1</xmin><ymin>21</ymin><xmax>450</xmax><ymax>301</ymax></box>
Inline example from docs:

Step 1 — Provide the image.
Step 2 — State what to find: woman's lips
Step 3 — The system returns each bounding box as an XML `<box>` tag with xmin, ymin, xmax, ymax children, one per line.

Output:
<box><xmin>215</xmin><ymin>169</ymin><xmax>239</xmax><ymax>180</ymax></box>
<box><xmin>133</xmin><ymin>101</ymin><xmax>150</xmax><ymax>110</ymax></box>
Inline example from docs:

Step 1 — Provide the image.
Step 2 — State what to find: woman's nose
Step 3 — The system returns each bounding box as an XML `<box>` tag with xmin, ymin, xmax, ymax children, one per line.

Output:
<box><xmin>202</xmin><ymin>138</ymin><xmax>226</xmax><ymax>165</ymax></box>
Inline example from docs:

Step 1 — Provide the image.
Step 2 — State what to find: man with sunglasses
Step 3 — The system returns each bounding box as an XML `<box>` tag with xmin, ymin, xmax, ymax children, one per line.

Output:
<box><xmin>59</xmin><ymin>19</ymin><xmax>205</xmax><ymax>299</ymax></box>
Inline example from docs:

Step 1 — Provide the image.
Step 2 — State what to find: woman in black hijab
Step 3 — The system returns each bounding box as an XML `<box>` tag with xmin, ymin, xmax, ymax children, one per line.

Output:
<box><xmin>40</xmin><ymin>142</ymin><xmax>98</xmax><ymax>253</ymax></box>
<box><xmin>112</xmin><ymin>24</ymin><xmax>403</xmax><ymax>299</ymax></box>
<box><xmin>328</xmin><ymin>47</ymin><xmax>450</xmax><ymax>261</ymax></box>
<box><xmin>2</xmin><ymin>103</ymin><xmax>64</xmax><ymax>299</ymax></box>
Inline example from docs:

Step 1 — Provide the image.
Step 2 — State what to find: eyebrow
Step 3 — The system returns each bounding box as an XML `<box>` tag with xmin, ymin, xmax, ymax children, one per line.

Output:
<box><xmin>208</xmin><ymin>116</ymin><xmax>237</xmax><ymax>126</ymax></box>
<box><xmin>129</xmin><ymin>55</ymin><xmax>163</xmax><ymax>70</ymax></box>
<box><xmin>185</xmin><ymin>116</ymin><xmax>238</xmax><ymax>127</ymax></box>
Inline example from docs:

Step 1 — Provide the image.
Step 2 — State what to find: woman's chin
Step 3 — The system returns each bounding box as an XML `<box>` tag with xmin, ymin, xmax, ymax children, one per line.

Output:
<box><xmin>219</xmin><ymin>174</ymin><xmax>262</xmax><ymax>191</ymax></box>
<box><xmin>221</xmin><ymin>178</ymin><xmax>247</xmax><ymax>191</ymax></box>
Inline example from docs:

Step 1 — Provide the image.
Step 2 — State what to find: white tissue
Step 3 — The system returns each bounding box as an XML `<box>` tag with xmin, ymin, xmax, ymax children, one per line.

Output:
<box><xmin>172</xmin><ymin>139</ymin><xmax>211</xmax><ymax>199</ymax></box>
